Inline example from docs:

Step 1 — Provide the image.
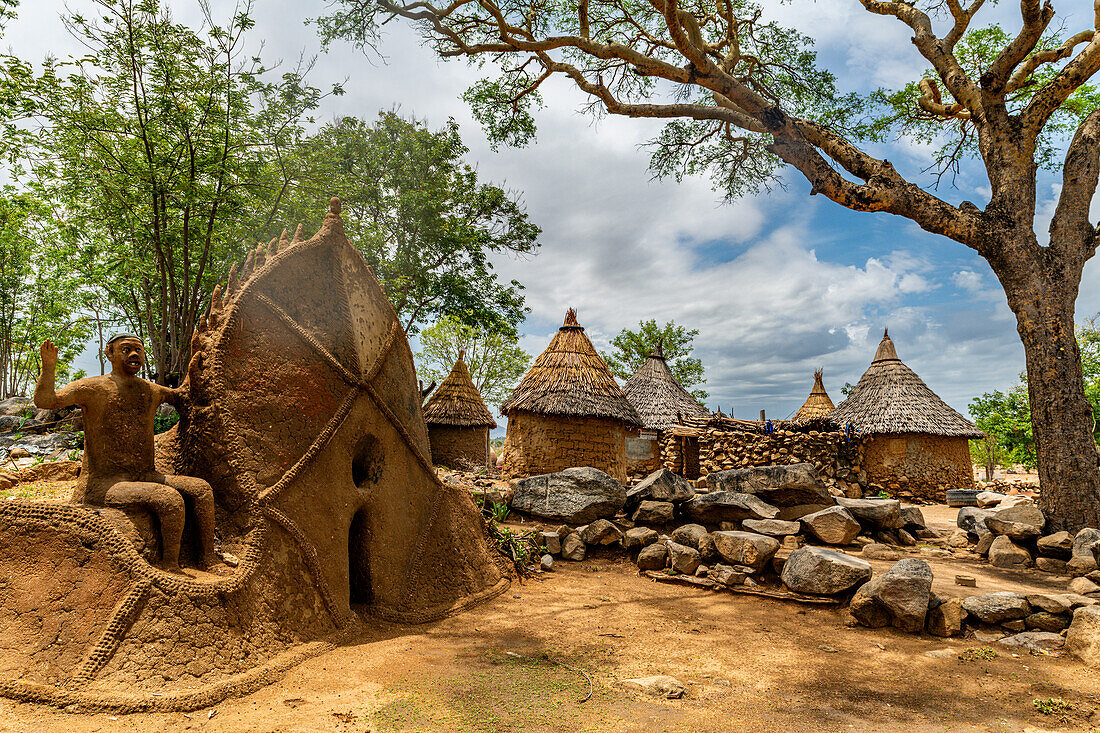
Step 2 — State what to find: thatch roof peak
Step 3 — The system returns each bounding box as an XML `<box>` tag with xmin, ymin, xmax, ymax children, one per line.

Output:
<box><xmin>623</xmin><ymin>351</ymin><xmax>710</xmax><ymax>431</ymax></box>
<box><xmin>501</xmin><ymin>310</ymin><xmax>642</xmax><ymax>425</ymax></box>
<box><xmin>422</xmin><ymin>352</ymin><xmax>496</xmax><ymax>428</ymax></box>
<box><xmin>793</xmin><ymin>369</ymin><xmax>835</xmax><ymax>422</ymax></box>
<box><xmin>650</xmin><ymin>336</ymin><xmax>665</xmax><ymax>360</ymax></box>
<box><xmin>830</xmin><ymin>334</ymin><xmax>983</xmax><ymax>438</ymax></box>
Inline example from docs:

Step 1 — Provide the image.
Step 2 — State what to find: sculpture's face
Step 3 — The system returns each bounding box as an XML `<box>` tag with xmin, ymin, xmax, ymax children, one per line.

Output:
<box><xmin>108</xmin><ymin>338</ymin><xmax>145</xmax><ymax>377</ymax></box>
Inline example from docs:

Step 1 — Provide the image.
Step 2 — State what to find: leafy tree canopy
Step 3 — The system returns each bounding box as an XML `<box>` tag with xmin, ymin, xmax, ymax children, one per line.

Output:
<box><xmin>602</xmin><ymin>319</ymin><xmax>707</xmax><ymax>400</ymax></box>
<box><xmin>416</xmin><ymin>315</ymin><xmax>531</xmax><ymax>408</ymax></box>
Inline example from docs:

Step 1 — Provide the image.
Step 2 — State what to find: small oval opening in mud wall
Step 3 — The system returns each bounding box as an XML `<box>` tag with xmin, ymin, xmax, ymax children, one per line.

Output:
<box><xmin>352</xmin><ymin>434</ymin><xmax>384</xmax><ymax>486</ymax></box>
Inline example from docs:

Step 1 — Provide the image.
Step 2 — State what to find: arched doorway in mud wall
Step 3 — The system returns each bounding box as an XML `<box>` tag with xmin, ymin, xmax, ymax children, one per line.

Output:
<box><xmin>348</xmin><ymin>433</ymin><xmax>384</xmax><ymax>607</ymax></box>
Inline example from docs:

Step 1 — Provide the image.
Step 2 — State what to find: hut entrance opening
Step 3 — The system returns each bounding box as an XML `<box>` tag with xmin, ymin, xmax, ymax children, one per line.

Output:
<box><xmin>348</xmin><ymin>506</ymin><xmax>372</xmax><ymax>608</ymax></box>
<box><xmin>681</xmin><ymin>436</ymin><xmax>701</xmax><ymax>480</ymax></box>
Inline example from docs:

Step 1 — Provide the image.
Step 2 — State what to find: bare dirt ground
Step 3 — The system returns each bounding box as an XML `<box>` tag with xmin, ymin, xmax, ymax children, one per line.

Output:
<box><xmin>2</xmin><ymin>489</ymin><xmax>1097</xmax><ymax>733</ymax></box>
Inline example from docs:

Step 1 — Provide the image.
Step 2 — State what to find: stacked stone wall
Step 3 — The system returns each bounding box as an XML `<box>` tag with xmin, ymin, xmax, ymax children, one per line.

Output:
<box><xmin>428</xmin><ymin>425</ymin><xmax>489</xmax><ymax>469</ymax></box>
<box><xmin>862</xmin><ymin>433</ymin><xmax>975</xmax><ymax>502</ymax></box>
<box><xmin>502</xmin><ymin>412</ymin><xmax>630</xmax><ymax>482</ymax></box>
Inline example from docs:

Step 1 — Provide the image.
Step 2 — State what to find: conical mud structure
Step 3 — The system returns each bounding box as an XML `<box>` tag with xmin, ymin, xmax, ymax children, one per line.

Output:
<box><xmin>0</xmin><ymin>199</ymin><xmax>509</xmax><ymax>711</ymax></box>
<box><xmin>422</xmin><ymin>350</ymin><xmax>497</xmax><ymax>468</ymax></box>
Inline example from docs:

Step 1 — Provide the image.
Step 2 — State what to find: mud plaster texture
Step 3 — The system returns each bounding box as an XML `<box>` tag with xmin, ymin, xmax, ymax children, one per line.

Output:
<box><xmin>0</xmin><ymin>202</ymin><xmax>509</xmax><ymax>712</ymax></box>
<box><xmin>501</xmin><ymin>411</ymin><xmax>631</xmax><ymax>482</ymax></box>
<box><xmin>428</xmin><ymin>424</ymin><xmax>489</xmax><ymax>469</ymax></box>
<box><xmin>862</xmin><ymin>432</ymin><xmax>975</xmax><ymax>502</ymax></box>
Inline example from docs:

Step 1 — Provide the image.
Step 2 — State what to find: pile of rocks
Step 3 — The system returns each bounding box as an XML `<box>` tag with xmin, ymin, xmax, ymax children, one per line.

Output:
<box><xmin>954</xmin><ymin>493</ymin><xmax>1100</xmax><ymax>576</ymax></box>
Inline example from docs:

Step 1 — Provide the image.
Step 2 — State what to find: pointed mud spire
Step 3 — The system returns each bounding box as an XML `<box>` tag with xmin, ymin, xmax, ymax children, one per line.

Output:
<box><xmin>227</xmin><ymin>262</ymin><xmax>239</xmax><ymax>294</ymax></box>
<box><xmin>242</xmin><ymin>250</ymin><xmax>255</xmax><ymax>280</ymax></box>
<box><xmin>291</xmin><ymin>223</ymin><xmax>304</xmax><ymax>245</ymax></box>
<box><xmin>253</xmin><ymin>242</ymin><xmax>267</xmax><ymax>271</ymax></box>
<box><xmin>198</xmin><ymin>312</ymin><xmax>208</xmax><ymax>333</ymax></box>
<box><xmin>276</xmin><ymin>228</ymin><xmax>289</xmax><ymax>253</ymax></box>
<box><xmin>209</xmin><ymin>284</ymin><xmax>223</xmax><ymax>328</ymax></box>
<box><xmin>320</xmin><ymin>196</ymin><xmax>345</xmax><ymax>237</ymax></box>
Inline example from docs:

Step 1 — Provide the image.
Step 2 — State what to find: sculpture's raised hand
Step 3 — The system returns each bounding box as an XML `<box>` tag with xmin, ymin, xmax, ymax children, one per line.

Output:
<box><xmin>40</xmin><ymin>339</ymin><xmax>58</xmax><ymax>368</ymax></box>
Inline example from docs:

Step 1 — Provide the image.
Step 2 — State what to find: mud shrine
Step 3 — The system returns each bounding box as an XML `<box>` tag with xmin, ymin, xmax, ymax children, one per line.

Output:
<box><xmin>500</xmin><ymin>310</ymin><xmax>642</xmax><ymax>482</ymax></box>
<box><xmin>0</xmin><ymin>200</ymin><xmax>508</xmax><ymax>711</ymax></box>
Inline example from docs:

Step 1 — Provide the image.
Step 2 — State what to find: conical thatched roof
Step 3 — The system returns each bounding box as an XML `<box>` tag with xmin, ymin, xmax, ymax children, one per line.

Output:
<box><xmin>422</xmin><ymin>350</ymin><xmax>497</xmax><ymax>428</ymax></box>
<box><xmin>622</xmin><ymin>339</ymin><xmax>710</xmax><ymax>431</ymax></box>
<box><xmin>793</xmin><ymin>369</ymin><xmax>835</xmax><ymax>422</ymax></box>
<box><xmin>501</xmin><ymin>309</ymin><xmax>642</xmax><ymax>426</ymax></box>
<box><xmin>829</xmin><ymin>330</ymin><xmax>983</xmax><ymax>438</ymax></box>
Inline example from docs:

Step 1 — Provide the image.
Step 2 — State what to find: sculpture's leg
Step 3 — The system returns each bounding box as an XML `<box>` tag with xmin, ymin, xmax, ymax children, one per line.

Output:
<box><xmin>163</xmin><ymin>475</ymin><xmax>218</xmax><ymax>570</ymax></box>
<box><xmin>105</xmin><ymin>481</ymin><xmax>186</xmax><ymax>571</ymax></box>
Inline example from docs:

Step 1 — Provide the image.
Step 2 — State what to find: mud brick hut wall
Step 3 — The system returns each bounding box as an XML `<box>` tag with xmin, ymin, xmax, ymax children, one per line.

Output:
<box><xmin>428</xmin><ymin>425</ymin><xmax>490</xmax><ymax>469</ymax></box>
<box><xmin>861</xmin><ymin>433</ymin><xmax>974</xmax><ymax>502</ymax></box>
<box><xmin>502</xmin><ymin>412</ymin><xmax>631</xmax><ymax>482</ymax></box>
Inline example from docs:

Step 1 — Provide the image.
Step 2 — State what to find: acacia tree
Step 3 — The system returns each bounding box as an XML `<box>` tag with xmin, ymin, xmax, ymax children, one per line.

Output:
<box><xmin>320</xmin><ymin>0</ymin><xmax>1100</xmax><ymax>531</ymax></box>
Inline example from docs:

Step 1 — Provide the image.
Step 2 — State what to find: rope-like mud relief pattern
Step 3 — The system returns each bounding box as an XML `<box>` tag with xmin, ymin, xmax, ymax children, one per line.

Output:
<box><xmin>261</xmin><ymin>507</ymin><xmax>357</xmax><ymax>629</ymax></box>
<box><xmin>0</xmin><ymin>628</ymin><xmax>360</xmax><ymax>714</ymax></box>
<box><xmin>256</xmin><ymin>294</ymin><xmax>361</xmax><ymax>386</ymax></box>
<box><xmin>365</xmin><ymin>321</ymin><xmax>399</xmax><ymax>382</ymax></box>
<box><xmin>256</xmin><ymin>388</ymin><xmax>359</xmax><ymax>505</ymax></box>
<box><xmin>69</xmin><ymin>578</ymin><xmax>152</xmax><ymax>685</ymax></box>
<box><xmin>0</xmin><ymin>502</ymin><xmax>263</xmax><ymax>599</ymax></box>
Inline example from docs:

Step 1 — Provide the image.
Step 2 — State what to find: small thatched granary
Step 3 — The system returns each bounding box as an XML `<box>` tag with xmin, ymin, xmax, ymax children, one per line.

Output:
<box><xmin>793</xmin><ymin>369</ymin><xmax>835</xmax><ymax>422</ymax></box>
<box><xmin>622</xmin><ymin>340</ymin><xmax>711</xmax><ymax>477</ymax></box>
<box><xmin>422</xmin><ymin>349</ymin><xmax>497</xmax><ymax>468</ymax></box>
<box><xmin>500</xmin><ymin>309</ymin><xmax>642</xmax><ymax>481</ymax></box>
<box><xmin>829</xmin><ymin>330</ymin><xmax>982</xmax><ymax>501</ymax></box>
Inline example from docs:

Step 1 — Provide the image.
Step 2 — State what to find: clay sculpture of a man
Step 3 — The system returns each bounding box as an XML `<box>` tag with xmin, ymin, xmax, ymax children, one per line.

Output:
<box><xmin>34</xmin><ymin>334</ymin><xmax>219</xmax><ymax>573</ymax></box>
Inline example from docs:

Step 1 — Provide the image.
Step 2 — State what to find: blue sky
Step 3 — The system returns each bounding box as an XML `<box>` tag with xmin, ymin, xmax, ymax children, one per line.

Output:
<box><xmin>10</xmin><ymin>0</ymin><xmax>1100</xmax><ymax>427</ymax></box>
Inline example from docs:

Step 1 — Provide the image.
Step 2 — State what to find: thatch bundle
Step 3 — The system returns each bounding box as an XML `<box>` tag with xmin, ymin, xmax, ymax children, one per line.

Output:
<box><xmin>622</xmin><ymin>340</ymin><xmax>711</xmax><ymax>431</ymax></box>
<box><xmin>422</xmin><ymin>350</ymin><xmax>497</xmax><ymax>428</ymax></box>
<box><xmin>829</xmin><ymin>330</ymin><xmax>983</xmax><ymax>438</ymax></box>
<box><xmin>501</xmin><ymin>309</ymin><xmax>642</xmax><ymax>425</ymax></box>
<box><xmin>793</xmin><ymin>369</ymin><xmax>835</xmax><ymax>422</ymax></box>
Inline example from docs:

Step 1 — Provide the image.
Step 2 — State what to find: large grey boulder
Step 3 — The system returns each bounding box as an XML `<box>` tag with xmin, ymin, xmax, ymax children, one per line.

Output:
<box><xmin>801</xmin><ymin>506</ymin><xmax>861</xmax><ymax>545</ymax></box>
<box><xmin>670</xmin><ymin>523</ymin><xmax>708</xmax><ymax>550</ymax></box>
<box><xmin>704</xmin><ymin>463</ymin><xmax>832</xmax><ymax>507</ymax></box>
<box><xmin>636</xmin><ymin>542</ymin><xmax>668</xmax><ymax>571</ymax></box>
<box><xmin>998</xmin><ymin>631</ymin><xmax>1065</xmax><ymax>653</ymax></box>
<box><xmin>632</xmin><ymin>501</ymin><xmax>674</xmax><ymax>525</ymax></box>
<box><xmin>961</xmin><ymin>591</ymin><xmax>1030</xmax><ymax>623</ymax></box>
<box><xmin>683</xmin><ymin>492</ymin><xmax>780</xmax><ymax>524</ymax></box>
<box><xmin>511</xmin><ymin>467</ymin><xmax>626</xmax><ymax>524</ymax></box>
<box><xmin>899</xmin><ymin>506</ymin><xmax>926</xmax><ymax>529</ymax></box>
<box><xmin>957</xmin><ymin>506</ymin><xmax>994</xmax><ymax>535</ymax></box>
<box><xmin>849</xmin><ymin>558</ymin><xmax>934</xmax><ymax>632</ymax></box>
<box><xmin>1068</xmin><ymin>528</ymin><xmax>1100</xmax><ymax>575</ymax></box>
<box><xmin>711</xmin><ymin>531</ymin><xmax>780</xmax><ymax>571</ymax></box>
<box><xmin>984</xmin><ymin>503</ymin><xmax>1045</xmax><ymax>540</ymax></box>
<box><xmin>625</xmin><ymin>468</ymin><xmax>694</xmax><ymax>510</ymax></box>
<box><xmin>780</xmin><ymin>547</ymin><xmax>872</xmax><ymax>595</ymax></box>
<box><xmin>1066</xmin><ymin>605</ymin><xmax>1100</xmax><ymax>668</ymax></box>
<box><xmin>836</xmin><ymin>497</ymin><xmax>902</xmax><ymax>529</ymax></box>
<box><xmin>988</xmin><ymin>535</ymin><xmax>1032</xmax><ymax>569</ymax></box>
<box><xmin>742</xmin><ymin>518</ymin><xmax>802</xmax><ymax>537</ymax></box>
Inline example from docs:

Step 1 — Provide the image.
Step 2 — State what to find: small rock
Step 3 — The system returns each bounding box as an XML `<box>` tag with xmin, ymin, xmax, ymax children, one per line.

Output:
<box><xmin>836</xmin><ymin>497</ymin><xmax>902</xmax><ymax>529</ymax></box>
<box><xmin>988</xmin><ymin>535</ymin><xmax>1032</xmax><ymax>569</ymax></box>
<box><xmin>742</xmin><ymin>518</ymin><xmax>802</xmax><ymax>537</ymax></box>
<box><xmin>1025</xmin><ymin>612</ymin><xmax>1069</xmax><ymax>633</ymax></box>
<box><xmin>625</xmin><ymin>468</ymin><xmax>694</xmax><ymax>509</ymax></box>
<box><xmin>540</xmin><ymin>554</ymin><xmax>554</xmax><ymax>571</ymax></box>
<box><xmin>984</xmin><ymin>503</ymin><xmax>1045</xmax><ymax>541</ymax></box>
<box><xmin>899</xmin><ymin>506</ymin><xmax>926</xmax><ymax>529</ymax></box>
<box><xmin>976</xmin><ymin>491</ymin><xmax>1007</xmax><ymax>508</ymax></box>
<box><xmin>622</xmin><ymin>526</ymin><xmax>659</xmax><ymax>552</ymax></box>
<box><xmin>580</xmin><ymin>519</ymin><xmax>622</xmax><ymax>546</ymax></box>
<box><xmin>946</xmin><ymin>530</ymin><xmax>970</xmax><ymax>548</ymax></box>
<box><xmin>219</xmin><ymin>552</ymin><xmax>240</xmax><ymax>568</ymax></box>
<box><xmin>561</xmin><ymin>533</ymin><xmax>586</xmax><ymax>561</ymax></box>
<box><xmin>927</xmin><ymin>597</ymin><xmax>963</xmax><ymax>637</ymax></box>
<box><xmin>1001</xmin><ymin>619</ymin><xmax>1026</xmax><ymax>632</ymax></box>
<box><xmin>711</xmin><ymin>531</ymin><xmax>780</xmax><ymax>571</ymax></box>
<box><xmin>697</xmin><ymin>532</ymin><xmax>719</xmax><ymax>562</ymax></box>
<box><xmin>861</xmin><ymin>543</ymin><xmax>902</xmax><ymax>561</ymax></box>
<box><xmin>540</xmin><ymin>531</ymin><xmax>562</xmax><ymax>556</ymax></box>
<box><xmin>955</xmin><ymin>575</ymin><xmax>977</xmax><ymax>587</ymax></box>
<box><xmin>1069</xmin><ymin>576</ymin><xmax>1100</xmax><ymax>596</ymax></box>
<box><xmin>1069</xmin><ymin>528</ymin><xmax>1100</xmax><ymax>575</ymax></box>
<box><xmin>801</xmin><ymin>506</ymin><xmax>862</xmax><ymax>545</ymax></box>
<box><xmin>621</xmin><ymin>675</ymin><xmax>686</xmax><ymax>699</ymax></box>
<box><xmin>780</xmin><ymin>547</ymin><xmax>872</xmax><ymax>595</ymax></box>
<box><xmin>694</xmin><ymin>565</ymin><xmax>709</xmax><ymax>578</ymax></box>
<box><xmin>961</xmin><ymin>592</ymin><xmax>1030</xmax><ymax>623</ymax></box>
<box><xmin>632</xmin><ymin>501</ymin><xmax>675</xmax><ymax>525</ymax></box>
<box><xmin>1035</xmin><ymin>557</ymin><xmax>1068</xmax><ymax>574</ymax></box>
<box><xmin>710</xmin><ymin>563</ymin><xmax>747</xmax><ymax>586</ymax></box>
<box><xmin>997</xmin><ymin>631</ymin><xmax>1065</xmax><ymax>653</ymax></box>
<box><xmin>1036</xmin><ymin>531</ymin><xmax>1073</xmax><ymax>558</ymax></box>
<box><xmin>896</xmin><ymin>528</ymin><xmax>917</xmax><ymax>546</ymax></box>
<box><xmin>667</xmin><ymin>541</ymin><xmax>701</xmax><ymax>575</ymax></box>
<box><xmin>636</xmin><ymin>542</ymin><xmax>668</xmax><ymax>571</ymax></box>
<box><xmin>670</xmin><ymin>524</ymin><xmax>708</xmax><ymax>550</ymax></box>
<box><xmin>973</xmin><ymin>531</ymin><xmax>994</xmax><ymax>556</ymax></box>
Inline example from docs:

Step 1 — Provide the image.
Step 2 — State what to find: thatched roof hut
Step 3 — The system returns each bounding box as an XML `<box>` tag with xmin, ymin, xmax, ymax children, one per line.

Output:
<box><xmin>501</xmin><ymin>309</ymin><xmax>641</xmax><ymax>481</ymax></box>
<box><xmin>422</xmin><ymin>350</ymin><xmax>496</xmax><ymax>429</ymax></box>
<box><xmin>793</xmin><ymin>369</ymin><xmax>835</xmax><ymax>422</ymax></box>
<box><xmin>501</xmin><ymin>309</ymin><xmax>642</xmax><ymax>426</ymax></box>
<box><xmin>622</xmin><ymin>340</ymin><xmax>710</xmax><ymax>431</ymax></box>
<box><xmin>829</xmin><ymin>330</ymin><xmax>982</xmax><ymax>438</ymax></box>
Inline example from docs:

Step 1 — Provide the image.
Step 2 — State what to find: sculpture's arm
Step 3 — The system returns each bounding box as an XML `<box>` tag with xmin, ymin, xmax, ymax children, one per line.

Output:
<box><xmin>160</xmin><ymin>385</ymin><xmax>186</xmax><ymax>411</ymax></box>
<box><xmin>33</xmin><ymin>339</ymin><xmax>88</xmax><ymax>410</ymax></box>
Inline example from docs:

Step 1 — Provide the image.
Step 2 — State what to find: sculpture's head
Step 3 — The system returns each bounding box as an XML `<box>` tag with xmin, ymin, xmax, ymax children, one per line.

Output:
<box><xmin>106</xmin><ymin>334</ymin><xmax>145</xmax><ymax>377</ymax></box>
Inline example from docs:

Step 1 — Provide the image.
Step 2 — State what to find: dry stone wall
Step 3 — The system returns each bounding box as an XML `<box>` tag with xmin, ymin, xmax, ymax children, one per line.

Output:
<box><xmin>863</xmin><ymin>433</ymin><xmax>975</xmax><ymax>502</ymax></box>
<box><xmin>428</xmin><ymin>425</ymin><xmax>489</xmax><ymax>469</ymax></box>
<box><xmin>502</xmin><ymin>412</ymin><xmax>631</xmax><ymax>482</ymax></box>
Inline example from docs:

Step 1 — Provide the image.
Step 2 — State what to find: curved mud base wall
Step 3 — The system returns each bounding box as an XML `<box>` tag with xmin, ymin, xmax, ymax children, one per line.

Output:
<box><xmin>501</xmin><ymin>412</ymin><xmax>630</xmax><ymax>482</ymax></box>
<box><xmin>862</xmin><ymin>432</ymin><xmax>975</xmax><ymax>502</ymax></box>
<box><xmin>428</xmin><ymin>425</ymin><xmax>489</xmax><ymax>469</ymax></box>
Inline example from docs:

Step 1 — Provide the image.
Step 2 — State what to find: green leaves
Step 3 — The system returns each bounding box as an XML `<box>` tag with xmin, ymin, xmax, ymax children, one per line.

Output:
<box><xmin>602</xmin><ymin>319</ymin><xmax>707</xmax><ymax>400</ymax></box>
<box><xmin>416</xmin><ymin>315</ymin><xmax>531</xmax><ymax>408</ymax></box>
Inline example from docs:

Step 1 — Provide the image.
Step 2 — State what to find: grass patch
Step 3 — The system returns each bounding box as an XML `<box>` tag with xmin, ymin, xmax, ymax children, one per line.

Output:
<box><xmin>958</xmin><ymin>647</ymin><xmax>997</xmax><ymax>662</ymax></box>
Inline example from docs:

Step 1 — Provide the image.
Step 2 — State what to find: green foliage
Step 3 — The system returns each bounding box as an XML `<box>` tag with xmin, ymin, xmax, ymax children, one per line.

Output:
<box><xmin>488</xmin><ymin>500</ymin><xmax>511</xmax><ymax>523</ymax></box>
<box><xmin>958</xmin><ymin>647</ymin><xmax>997</xmax><ymax>662</ymax></box>
<box><xmin>1033</xmin><ymin>697</ymin><xmax>1073</xmax><ymax>719</ymax></box>
<box><xmin>602</xmin><ymin>319</ymin><xmax>707</xmax><ymax>400</ymax></box>
<box><xmin>0</xmin><ymin>188</ymin><xmax>91</xmax><ymax>396</ymax></box>
<box><xmin>257</xmin><ymin>112</ymin><xmax>540</xmax><ymax>335</ymax></box>
<box><xmin>486</xmin><ymin>519</ymin><xmax>538</xmax><ymax>576</ymax></box>
<box><xmin>416</xmin><ymin>315</ymin><xmax>531</xmax><ymax>408</ymax></box>
<box><xmin>25</xmin><ymin>0</ymin><xmax>337</xmax><ymax>382</ymax></box>
<box><xmin>154</xmin><ymin>407</ymin><xmax>179</xmax><ymax>435</ymax></box>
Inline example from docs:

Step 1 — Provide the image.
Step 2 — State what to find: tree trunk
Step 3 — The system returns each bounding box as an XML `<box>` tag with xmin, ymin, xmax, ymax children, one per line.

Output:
<box><xmin>1008</xmin><ymin>273</ymin><xmax>1100</xmax><ymax>533</ymax></box>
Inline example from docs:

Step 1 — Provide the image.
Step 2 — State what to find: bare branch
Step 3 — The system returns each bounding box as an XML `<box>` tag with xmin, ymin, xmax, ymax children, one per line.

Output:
<box><xmin>1049</xmin><ymin>108</ymin><xmax>1100</xmax><ymax>263</ymax></box>
<box><xmin>1007</xmin><ymin>30</ymin><xmax>1095</xmax><ymax>92</ymax></box>
<box><xmin>918</xmin><ymin>78</ymin><xmax>971</xmax><ymax>119</ymax></box>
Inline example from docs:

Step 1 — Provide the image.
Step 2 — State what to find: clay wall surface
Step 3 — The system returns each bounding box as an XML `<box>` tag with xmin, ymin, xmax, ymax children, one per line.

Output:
<box><xmin>502</xmin><ymin>412</ymin><xmax>630</xmax><ymax>482</ymax></box>
<box><xmin>625</xmin><ymin>434</ymin><xmax>661</xmax><ymax>479</ymax></box>
<box><xmin>862</xmin><ymin>432</ymin><xmax>975</xmax><ymax>502</ymax></box>
<box><xmin>428</xmin><ymin>425</ymin><xmax>489</xmax><ymax>469</ymax></box>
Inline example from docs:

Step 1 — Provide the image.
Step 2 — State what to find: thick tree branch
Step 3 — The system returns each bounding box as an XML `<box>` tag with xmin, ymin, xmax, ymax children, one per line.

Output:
<box><xmin>1050</xmin><ymin>108</ymin><xmax>1100</xmax><ymax>264</ymax></box>
<box><xmin>1023</xmin><ymin>6</ymin><xmax>1100</xmax><ymax>133</ymax></box>
<box><xmin>982</xmin><ymin>0</ymin><xmax>1054</xmax><ymax>99</ymax></box>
